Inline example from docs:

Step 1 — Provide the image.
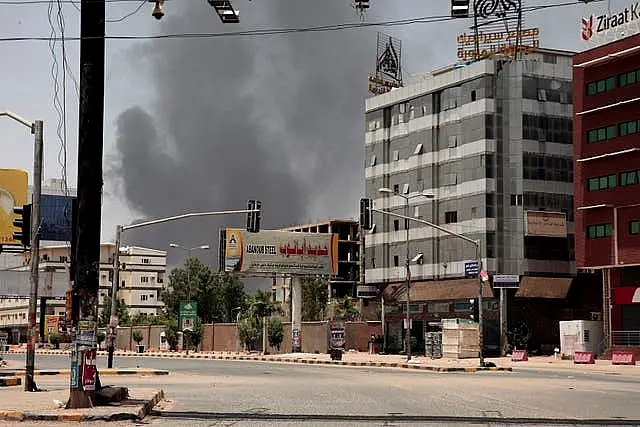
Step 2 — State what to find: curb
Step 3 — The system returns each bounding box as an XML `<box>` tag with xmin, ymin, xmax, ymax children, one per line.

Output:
<box><xmin>4</xmin><ymin>350</ymin><xmax>512</xmax><ymax>372</ymax></box>
<box><xmin>0</xmin><ymin>389</ymin><xmax>164</xmax><ymax>422</ymax></box>
<box><xmin>0</xmin><ymin>369</ymin><xmax>169</xmax><ymax>377</ymax></box>
<box><xmin>0</xmin><ymin>377</ymin><xmax>21</xmax><ymax>387</ymax></box>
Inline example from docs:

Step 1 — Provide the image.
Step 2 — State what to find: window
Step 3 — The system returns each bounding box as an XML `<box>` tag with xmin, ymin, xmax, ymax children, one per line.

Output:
<box><xmin>141</xmin><ymin>294</ymin><xmax>148</xmax><ymax>301</ymax></box>
<box><xmin>630</xmin><ymin>221</ymin><xmax>640</xmax><ymax>235</ymax></box>
<box><xmin>149</xmin><ymin>293</ymin><xmax>155</xmax><ymax>299</ymax></box>
<box><xmin>619</xmin><ymin>68</ymin><xmax>640</xmax><ymax>87</ymax></box>
<box><xmin>471</xmin><ymin>90</ymin><xmax>476</xmax><ymax>102</ymax></box>
<box><xmin>369</xmin><ymin>155</ymin><xmax>377</xmax><ymax>167</ymax></box>
<box><xmin>393</xmin><ymin>184</ymin><xmax>399</xmax><ymax>193</ymax></box>
<box><xmin>59</xmin><ymin>256</ymin><xmax>68</xmax><ymax>263</ymax></box>
<box><xmin>402</xmin><ymin>183</ymin><xmax>410</xmax><ymax>194</ymax></box>
<box><xmin>393</xmin><ymin>256</ymin><xmax>399</xmax><ymax>267</ymax></box>
<box><xmin>393</xmin><ymin>150</ymin><xmax>399</xmax><ymax>161</ymax></box>
<box><xmin>142</xmin><ymin>258</ymin><xmax>150</xmax><ymax>264</ymax></box>
<box><xmin>619</xmin><ymin>119</ymin><xmax>640</xmax><ymax>136</ymax></box>
<box><xmin>587</xmin><ymin>125</ymin><xmax>616</xmax><ymax>143</ymax></box>
<box><xmin>393</xmin><ymin>220</ymin><xmax>400</xmax><ymax>231</ymax></box>
<box><xmin>471</xmin><ymin>207</ymin><xmax>477</xmax><ymax>217</ymax></box>
<box><xmin>620</xmin><ymin>170</ymin><xmax>639</xmax><ymax>186</ymax></box>
<box><xmin>587</xmin><ymin>224</ymin><xmax>613</xmax><ymax>239</ymax></box>
<box><xmin>587</xmin><ymin>76</ymin><xmax>615</xmax><ymax>95</ymax></box>
<box><xmin>414</xmin><ymin>206</ymin><xmax>420</xmax><ymax>218</ymax></box>
<box><xmin>587</xmin><ymin>174</ymin><xmax>616</xmax><ymax>191</ymax></box>
<box><xmin>141</xmin><ymin>276</ymin><xmax>149</xmax><ymax>283</ymax></box>
<box><xmin>445</xmin><ymin>211</ymin><xmax>458</xmax><ymax>224</ymax></box>
<box><xmin>413</xmin><ymin>144</ymin><xmax>423</xmax><ymax>155</ymax></box>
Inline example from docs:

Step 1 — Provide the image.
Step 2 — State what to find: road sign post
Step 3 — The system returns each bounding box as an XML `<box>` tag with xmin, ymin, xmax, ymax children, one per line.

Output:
<box><xmin>179</xmin><ymin>301</ymin><xmax>198</xmax><ymax>332</ymax></box>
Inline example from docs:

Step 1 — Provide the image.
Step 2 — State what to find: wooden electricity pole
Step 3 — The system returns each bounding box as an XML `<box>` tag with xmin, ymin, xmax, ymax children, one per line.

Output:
<box><xmin>66</xmin><ymin>0</ymin><xmax>105</xmax><ymax>409</ymax></box>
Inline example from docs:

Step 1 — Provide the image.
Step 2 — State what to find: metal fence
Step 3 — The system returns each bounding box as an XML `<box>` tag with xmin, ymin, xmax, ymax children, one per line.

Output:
<box><xmin>612</xmin><ymin>330</ymin><xmax>640</xmax><ymax>346</ymax></box>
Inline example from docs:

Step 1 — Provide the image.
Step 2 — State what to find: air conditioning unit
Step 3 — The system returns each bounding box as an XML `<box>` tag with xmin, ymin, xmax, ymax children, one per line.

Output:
<box><xmin>590</xmin><ymin>312</ymin><xmax>602</xmax><ymax>321</ymax></box>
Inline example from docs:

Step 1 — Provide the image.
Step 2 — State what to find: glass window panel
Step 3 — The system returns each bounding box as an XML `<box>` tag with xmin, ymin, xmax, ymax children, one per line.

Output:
<box><xmin>608</xmin><ymin>175</ymin><xmax>617</xmax><ymax>188</ymax></box>
<box><xmin>606</xmin><ymin>77</ymin><xmax>615</xmax><ymax>90</ymax></box>
<box><xmin>620</xmin><ymin>122</ymin><xmax>628</xmax><ymax>136</ymax></box>
<box><xmin>588</xmin><ymin>178</ymin><xmax>599</xmax><ymax>191</ymax></box>
<box><xmin>629</xmin><ymin>72</ymin><xmax>636</xmax><ymax>84</ymax></box>
<box><xmin>599</xmin><ymin>176</ymin><xmax>608</xmax><ymax>188</ymax></box>
<box><xmin>607</xmin><ymin>126</ymin><xmax>616</xmax><ymax>139</ymax></box>
<box><xmin>587</xmin><ymin>82</ymin><xmax>597</xmax><ymax>94</ymax></box>
<box><xmin>588</xmin><ymin>226</ymin><xmax>597</xmax><ymax>239</ymax></box>
<box><xmin>597</xmin><ymin>80</ymin><xmax>606</xmax><ymax>92</ymax></box>
<box><xmin>620</xmin><ymin>74</ymin><xmax>627</xmax><ymax>87</ymax></box>
<box><xmin>631</xmin><ymin>221</ymin><xmax>640</xmax><ymax>235</ymax></box>
<box><xmin>605</xmin><ymin>223</ymin><xmax>613</xmax><ymax>237</ymax></box>
<box><xmin>621</xmin><ymin>172</ymin><xmax>629</xmax><ymax>186</ymax></box>
<box><xmin>629</xmin><ymin>121</ymin><xmax>637</xmax><ymax>134</ymax></box>
<box><xmin>596</xmin><ymin>225</ymin><xmax>605</xmax><ymax>237</ymax></box>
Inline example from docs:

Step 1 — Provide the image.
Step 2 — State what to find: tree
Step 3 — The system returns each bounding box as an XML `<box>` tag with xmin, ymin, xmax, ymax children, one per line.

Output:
<box><xmin>161</xmin><ymin>261</ymin><xmax>246</xmax><ymax>324</ymax></box>
<box><xmin>165</xmin><ymin>317</ymin><xmax>179</xmax><ymax>351</ymax></box>
<box><xmin>301</xmin><ymin>276</ymin><xmax>329</xmax><ymax>321</ymax></box>
<box><xmin>99</xmin><ymin>296</ymin><xmax>130</xmax><ymax>327</ymax></box>
<box><xmin>237</xmin><ymin>316</ymin><xmax>260</xmax><ymax>351</ymax></box>
<box><xmin>184</xmin><ymin>323</ymin><xmax>203</xmax><ymax>352</ymax></box>
<box><xmin>335</xmin><ymin>296</ymin><xmax>362</xmax><ymax>321</ymax></box>
<box><xmin>220</xmin><ymin>274</ymin><xmax>245</xmax><ymax>322</ymax></box>
<box><xmin>132</xmin><ymin>330</ymin><xmax>144</xmax><ymax>346</ymax></box>
<box><xmin>267</xmin><ymin>317</ymin><xmax>284</xmax><ymax>350</ymax></box>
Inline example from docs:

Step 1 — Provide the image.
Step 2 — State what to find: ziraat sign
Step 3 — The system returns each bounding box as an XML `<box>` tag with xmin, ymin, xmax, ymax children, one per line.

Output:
<box><xmin>581</xmin><ymin>2</ymin><xmax>640</xmax><ymax>44</ymax></box>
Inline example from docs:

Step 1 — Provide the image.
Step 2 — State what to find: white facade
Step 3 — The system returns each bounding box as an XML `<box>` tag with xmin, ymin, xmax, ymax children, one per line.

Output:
<box><xmin>0</xmin><ymin>243</ymin><xmax>167</xmax><ymax>328</ymax></box>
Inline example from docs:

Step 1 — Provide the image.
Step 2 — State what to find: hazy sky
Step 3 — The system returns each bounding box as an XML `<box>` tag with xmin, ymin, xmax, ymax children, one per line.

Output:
<box><xmin>0</xmin><ymin>0</ymin><xmax>621</xmax><ymax>268</ymax></box>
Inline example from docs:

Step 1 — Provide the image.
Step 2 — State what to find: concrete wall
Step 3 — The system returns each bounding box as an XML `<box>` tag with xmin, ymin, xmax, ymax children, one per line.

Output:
<box><xmin>102</xmin><ymin>325</ymin><xmax>167</xmax><ymax>352</ymax></box>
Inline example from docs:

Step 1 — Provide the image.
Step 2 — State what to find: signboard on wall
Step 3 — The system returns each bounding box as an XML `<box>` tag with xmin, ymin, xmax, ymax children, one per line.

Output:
<box><xmin>0</xmin><ymin>169</ymin><xmax>28</xmax><ymax>245</ymax></box>
<box><xmin>40</xmin><ymin>195</ymin><xmax>75</xmax><ymax>241</ymax></box>
<box><xmin>524</xmin><ymin>211</ymin><xmax>567</xmax><ymax>238</ymax></box>
<box><xmin>220</xmin><ymin>228</ymin><xmax>338</xmax><ymax>276</ymax></box>
<box><xmin>457</xmin><ymin>28</ymin><xmax>541</xmax><ymax>62</ymax></box>
<box><xmin>581</xmin><ymin>3</ymin><xmax>640</xmax><ymax>45</ymax></box>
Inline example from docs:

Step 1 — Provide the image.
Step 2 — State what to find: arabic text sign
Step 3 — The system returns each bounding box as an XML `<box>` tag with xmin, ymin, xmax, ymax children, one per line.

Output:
<box><xmin>457</xmin><ymin>28</ymin><xmax>540</xmax><ymax>62</ymax></box>
<box><xmin>223</xmin><ymin>228</ymin><xmax>338</xmax><ymax>275</ymax></box>
<box><xmin>0</xmin><ymin>169</ymin><xmax>28</xmax><ymax>245</ymax></box>
<box><xmin>179</xmin><ymin>301</ymin><xmax>198</xmax><ymax>332</ymax></box>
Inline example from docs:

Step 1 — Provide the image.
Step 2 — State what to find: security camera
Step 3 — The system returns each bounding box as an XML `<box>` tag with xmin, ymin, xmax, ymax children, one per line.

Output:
<box><xmin>152</xmin><ymin>1</ymin><xmax>165</xmax><ymax>20</ymax></box>
<box><xmin>411</xmin><ymin>253</ymin><xmax>424</xmax><ymax>263</ymax></box>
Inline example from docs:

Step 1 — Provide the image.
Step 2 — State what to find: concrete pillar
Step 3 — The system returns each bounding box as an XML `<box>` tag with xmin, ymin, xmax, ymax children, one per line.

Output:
<box><xmin>291</xmin><ymin>277</ymin><xmax>302</xmax><ymax>352</ymax></box>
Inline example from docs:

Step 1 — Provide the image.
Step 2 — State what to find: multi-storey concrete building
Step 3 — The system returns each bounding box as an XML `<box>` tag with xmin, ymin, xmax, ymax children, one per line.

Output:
<box><xmin>573</xmin><ymin>32</ymin><xmax>640</xmax><ymax>351</ymax></box>
<box><xmin>0</xmin><ymin>243</ymin><xmax>167</xmax><ymax>340</ymax></box>
<box><xmin>364</xmin><ymin>49</ymin><xmax>579</xmax><ymax>353</ymax></box>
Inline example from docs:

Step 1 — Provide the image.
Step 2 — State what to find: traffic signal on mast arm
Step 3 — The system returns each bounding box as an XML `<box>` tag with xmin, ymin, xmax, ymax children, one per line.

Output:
<box><xmin>451</xmin><ymin>0</ymin><xmax>470</xmax><ymax>18</ymax></box>
<box><xmin>208</xmin><ymin>0</ymin><xmax>240</xmax><ymax>23</ymax></box>
<box><xmin>246</xmin><ymin>199</ymin><xmax>262</xmax><ymax>233</ymax></box>
<box><xmin>13</xmin><ymin>204</ymin><xmax>32</xmax><ymax>247</ymax></box>
<box><xmin>354</xmin><ymin>0</ymin><xmax>370</xmax><ymax>12</ymax></box>
<box><xmin>360</xmin><ymin>198</ymin><xmax>373</xmax><ymax>231</ymax></box>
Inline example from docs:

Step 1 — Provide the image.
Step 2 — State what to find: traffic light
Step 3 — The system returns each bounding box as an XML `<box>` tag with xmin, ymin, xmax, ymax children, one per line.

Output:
<box><xmin>451</xmin><ymin>0</ymin><xmax>470</xmax><ymax>18</ymax></box>
<box><xmin>360</xmin><ymin>198</ymin><xmax>373</xmax><ymax>231</ymax></box>
<box><xmin>207</xmin><ymin>0</ymin><xmax>240</xmax><ymax>23</ymax></box>
<box><xmin>13</xmin><ymin>204</ymin><xmax>31</xmax><ymax>247</ymax></box>
<box><xmin>354</xmin><ymin>0</ymin><xmax>370</xmax><ymax>11</ymax></box>
<box><xmin>246</xmin><ymin>199</ymin><xmax>262</xmax><ymax>233</ymax></box>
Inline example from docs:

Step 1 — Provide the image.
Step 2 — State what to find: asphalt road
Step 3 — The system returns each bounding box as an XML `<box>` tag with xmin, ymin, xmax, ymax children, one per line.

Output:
<box><xmin>2</xmin><ymin>354</ymin><xmax>640</xmax><ymax>426</ymax></box>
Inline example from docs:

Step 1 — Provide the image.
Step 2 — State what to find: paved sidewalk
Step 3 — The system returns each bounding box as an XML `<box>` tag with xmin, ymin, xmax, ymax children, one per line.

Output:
<box><xmin>0</xmin><ymin>386</ymin><xmax>163</xmax><ymax>422</ymax></box>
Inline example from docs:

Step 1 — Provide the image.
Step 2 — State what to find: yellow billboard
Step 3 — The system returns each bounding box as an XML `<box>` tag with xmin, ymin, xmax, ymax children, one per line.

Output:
<box><xmin>0</xmin><ymin>169</ymin><xmax>28</xmax><ymax>245</ymax></box>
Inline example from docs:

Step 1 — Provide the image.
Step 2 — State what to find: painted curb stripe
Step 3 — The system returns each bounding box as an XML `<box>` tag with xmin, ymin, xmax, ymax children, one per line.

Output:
<box><xmin>0</xmin><ymin>377</ymin><xmax>21</xmax><ymax>387</ymax></box>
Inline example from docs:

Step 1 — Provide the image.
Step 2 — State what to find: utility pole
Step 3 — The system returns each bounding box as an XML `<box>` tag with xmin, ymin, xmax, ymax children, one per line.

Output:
<box><xmin>25</xmin><ymin>120</ymin><xmax>43</xmax><ymax>392</ymax></box>
<box><xmin>107</xmin><ymin>225</ymin><xmax>122</xmax><ymax>369</ymax></box>
<box><xmin>67</xmin><ymin>0</ymin><xmax>105</xmax><ymax>409</ymax></box>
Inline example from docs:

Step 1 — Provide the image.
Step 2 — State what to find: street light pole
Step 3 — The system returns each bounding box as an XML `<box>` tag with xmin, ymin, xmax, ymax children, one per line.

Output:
<box><xmin>1</xmin><ymin>112</ymin><xmax>43</xmax><ymax>392</ymax></box>
<box><xmin>378</xmin><ymin>188</ymin><xmax>433</xmax><ymax>362</ymax></box>
<box><xmin>168</xmin><ymin>243</ymin><xmax>210</xmax><ymax>302</ymax></box>
<box><xmin>371</xmin><ymin>207</ymin><xmax>486</xmax><ymax>367</ymax></box>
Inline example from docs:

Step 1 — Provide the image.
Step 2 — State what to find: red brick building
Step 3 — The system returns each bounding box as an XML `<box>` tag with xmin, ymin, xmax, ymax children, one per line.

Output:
<box><xmin>573</xmin><ymin>33</ymin><xmax>640</xmax><ymax>351</ymax></box>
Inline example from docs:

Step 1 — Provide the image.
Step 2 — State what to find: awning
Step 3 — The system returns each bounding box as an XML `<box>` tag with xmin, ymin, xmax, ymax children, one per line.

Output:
<box><xmin>515</xmin><ymin>276</ymin><xmax>573</xmax><ymax>299</ymax></box>
<box><xmin>387</xmin><ymin>278</ymin><xmax>493</xmax><ymax>303</ymax></box>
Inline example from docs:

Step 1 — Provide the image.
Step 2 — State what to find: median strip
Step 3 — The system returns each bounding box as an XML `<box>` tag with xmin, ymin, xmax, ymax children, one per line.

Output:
<box><xmin>0</xmin><ymin>369</ymin><xmax>168</xmax><ymax>377</ymax></box>
<box><xmin>0</xmin><ymin>377</ymin><xmax>21</xmax><ymax>387</ymax></box>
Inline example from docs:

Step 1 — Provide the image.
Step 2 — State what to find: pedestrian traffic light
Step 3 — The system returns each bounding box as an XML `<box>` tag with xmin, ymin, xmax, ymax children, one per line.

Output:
<box><xmin>360</xmin><ymin>198</ymin><xmax>373</xmax><ymax>231</ymax></box>
<box><xmin>13</xmin><ymin>204</ymin><xmax>32</xmax><ymax>247</ymax></box>
<box><xmin>451</xmin><ymin>0</ymin><xmax>470</xmax><ymax>18</ymax></box>
<box><xmin>207</xmin><ymin>0</ymin><xmax>240</xmax><ymax>23</ymax></box>
<box><xmin>246</xmin><ymin>199</ymin><xmax>262</xmax><ymax>233</ymax></box>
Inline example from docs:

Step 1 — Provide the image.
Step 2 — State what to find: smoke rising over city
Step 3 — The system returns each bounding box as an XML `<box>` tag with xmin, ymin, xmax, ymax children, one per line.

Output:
<box><xmin>109</xmin><ymin>1</ymin><xmax>376</xmax><ymax>270</ymax></box>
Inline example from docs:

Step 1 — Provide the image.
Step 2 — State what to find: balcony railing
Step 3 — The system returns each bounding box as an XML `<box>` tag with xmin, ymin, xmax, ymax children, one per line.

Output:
<box><xmin>612</xmin><ymin>330</ymin><xmax>640</xmax><ymax>346</ymax></box>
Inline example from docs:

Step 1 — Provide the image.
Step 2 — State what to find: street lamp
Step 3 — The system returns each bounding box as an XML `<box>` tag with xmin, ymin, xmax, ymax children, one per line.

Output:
<box><xmin>168</xmin><ymin>243</ymin><xmax>210</xmax><ymax>301</ymax></box>
<box><xmin>378</xmin><ymin>187</ymin><xmax>434</xmax><ymax>361</ymax></box>
<box><xmin>1</xmin><ymin>111</ymin><xmax>43</xmax><ymax>392</ymax></box>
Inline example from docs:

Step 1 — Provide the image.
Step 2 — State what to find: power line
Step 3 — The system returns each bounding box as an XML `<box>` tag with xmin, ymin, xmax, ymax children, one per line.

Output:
<box><xmin>0</xmin><ymin>1</ymin><xmax>600</xmax><ymax>43</ymax></box>
<box><xmin>106</xmin><ymin>0</ymin><xmax>147</xmax><ymax>23</ymax></box>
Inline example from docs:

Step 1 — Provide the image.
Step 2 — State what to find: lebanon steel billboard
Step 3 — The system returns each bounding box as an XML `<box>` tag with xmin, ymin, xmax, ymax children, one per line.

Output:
<box><xmin>221</xmin><ymin>228</ymin><xmax>338</xmax><ymax>276</ymax></box>
<box><xmin>0</xmin><ymin>169</ymin><xmax>28</xmax><ymax>245</ymax></box>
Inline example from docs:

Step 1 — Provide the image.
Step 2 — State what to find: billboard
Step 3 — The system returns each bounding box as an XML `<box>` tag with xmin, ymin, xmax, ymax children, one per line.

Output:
<box><xmin>220</xmin><ymin>228</ymin><xmax>338</xmax><ymax>276</ymax></box>
<box><xmin>524</xmin><ymin>211</ymin><xmax>567</xmax><ymax>238</ymax></box>
<box><xmin>581</xmin><ymin>3</ymin><xmax>640</xmax><ymax>45</ymax></box>
<box><xmin>40</xmin><ymin>195</ymin><xmax>74</xmax><ymax>241</ymax></box>
<box><xmin>0</xmin><ymin>169</ymin><xmax>28</xmax><ymax>245</ymax></box>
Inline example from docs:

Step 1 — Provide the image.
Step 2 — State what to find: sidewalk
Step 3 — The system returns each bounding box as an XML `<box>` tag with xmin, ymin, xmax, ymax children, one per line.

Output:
<box><xmin>0</xmin><ymin>386</ymin><xmax>164</xmax><ymax>422</ymax></box>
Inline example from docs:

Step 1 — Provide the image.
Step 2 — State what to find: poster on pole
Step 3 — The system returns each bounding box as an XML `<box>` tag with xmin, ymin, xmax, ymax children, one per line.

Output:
<box><xmin>0</xmin><ymin>169</ymin><xmax>28</xmax><ymax>245</ymax></box>
<box><xmin>179</xmin><ymin>301</ymin><xmax>198</xmax><ymax>332</ymax></box>
<box><xmin>220</xmin><ymin>228</ymin><xmax>338</xmax><ymax>276</ymax></box>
